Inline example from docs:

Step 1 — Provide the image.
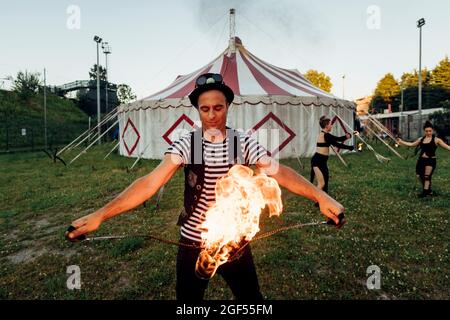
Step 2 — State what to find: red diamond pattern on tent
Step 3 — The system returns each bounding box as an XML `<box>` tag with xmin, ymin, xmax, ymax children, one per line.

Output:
<box><xmin>162</xmin><ymin>114</ymin><xmax>197</xmax><ymax>145</ymax></box>
<box><xmin>122</xmin><ymin>118</ymin><xmax>141</xmax><ymax>156</ymax></box>
<box><xmin>248</xmin><ymin>112</ymin><xmax>296</xmax><ymax>157</ymax></box>
<box><xmin>331</xmin><ymin>115</ymin><xmax>350</xmax><ymax>152</ymax></box>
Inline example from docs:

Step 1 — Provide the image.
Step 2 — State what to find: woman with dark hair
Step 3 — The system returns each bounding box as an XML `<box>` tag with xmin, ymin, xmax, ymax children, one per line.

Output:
<box><xmin>397</xmin><ymin>120</ymin><xmax>450</xmax><ymax>197</ymax></box>
<box><xmin>310</xmin><ymin>116</ymin><xmax>354</xmax><ymax>194</ymax></box>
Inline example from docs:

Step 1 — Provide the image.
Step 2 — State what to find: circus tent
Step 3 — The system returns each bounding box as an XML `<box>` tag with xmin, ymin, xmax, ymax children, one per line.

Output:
<box><xmin>118</xmin><ymin>36</ymin><xmax>355</xmax><ymax>160</ymax></box>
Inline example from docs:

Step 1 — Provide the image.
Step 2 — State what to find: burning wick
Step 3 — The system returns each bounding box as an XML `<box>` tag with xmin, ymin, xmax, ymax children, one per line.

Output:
<box><xmin>195</xmin><ymin>165</ymin><xmax>283</xmax><ymax>279</ymax></box>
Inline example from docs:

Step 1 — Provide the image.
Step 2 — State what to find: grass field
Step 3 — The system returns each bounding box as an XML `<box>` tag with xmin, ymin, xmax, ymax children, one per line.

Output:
<box><xmin>0</xmin><ymin>144</ymin><xmax>449</xmax><ymax>300</ymax></box>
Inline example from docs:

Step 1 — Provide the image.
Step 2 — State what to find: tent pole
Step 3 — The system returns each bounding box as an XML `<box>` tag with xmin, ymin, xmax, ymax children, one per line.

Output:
<box><xmin>129</xmin><ymin>139</ymin><xmax>152</xmax><ymax>170</ymax></box>
<box><xmin>69</xmin><ymin>118</ymin><xmax>119</xmax><ymax>165</ymax></box>
<box><xmin>331</xmin><ymin>110</ymin><xmax>390</xmax><ymax>163</ymax></box>
<box><xmin>67</xmin><ymin>110</ymin><xmax>118</xmax><ymax>152</ymax></box>
<box><xmin>330</xmin><ymin>145</ymin><xmax>348</xmax><ymax>167</ymax></box>
<box><xmin>103</xmin><ymin>141</ymin><xmax>120</xmax><ymax>160</ymax></box>
<box><xmin>367</xmin><ymin>116</ymin><xmax>397</xmax><ymax>142</ymax></box>
<box><xmin>365</xmin><ymin>125</ymin><xmax>404</xmax><ymax>159</ymax></box>
<box><xmin>57</xmin><ymin>126</ymin><xmax>93</xmax><ymax>156</ymax></box>
<box><xmin>229</xmin><ymin>8</ymin><xmax>236</xmax><ymax>53</ymax></box>
<box><xmin>58</xmin><ymin>108</ymin><xmax>118</xmax><ymax>155</ymax></box>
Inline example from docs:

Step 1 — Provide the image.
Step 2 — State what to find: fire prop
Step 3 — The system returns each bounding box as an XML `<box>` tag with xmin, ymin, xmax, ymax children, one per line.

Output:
<box><xmin>195</xmin><ymin>165</ymin><xmax>283</xmax><ymax>279</ymax></box>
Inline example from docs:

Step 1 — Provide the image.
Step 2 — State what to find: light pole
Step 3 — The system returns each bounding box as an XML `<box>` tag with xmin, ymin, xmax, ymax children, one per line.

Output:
<box><xmin>417</xmin><ymin>18</ymin><xmax>425</xmax><ymax>137</ymax></box>
<box><xmin>399</xmin><ymin>86</ymin><xmax>404</xmax><ymax>136</ymax></box>
<box><xmin>342</xmin><ymin>75</ymin><xmax>345</xmax><ymax>99</ymax></box>
<box><xmin>400</xmin><ymin>87</ymin><xmax>404</xmax><ymax>114</ymax></box>
<box><xmin>94</xmin><ymin>35</ymin><xmax>102</xmax><ymax>144</ymax></box>
<box><xmin>102</xmin><ymin>42</ymin><xmax>111</xmax><ymax>116</ymax></box>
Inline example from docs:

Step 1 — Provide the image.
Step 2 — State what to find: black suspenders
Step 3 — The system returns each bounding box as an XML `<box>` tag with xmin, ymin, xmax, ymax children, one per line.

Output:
<box><xmin>178</xmin><ymin>128</ymin><xmax>245</xmax><ymax>226</ymax></box>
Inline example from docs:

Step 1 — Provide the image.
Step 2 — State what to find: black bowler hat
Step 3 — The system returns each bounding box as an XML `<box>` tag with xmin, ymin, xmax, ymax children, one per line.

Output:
<box><xmin>188</xmin><ymin>73</ymin><xmax>234</xmax><ymax>108</ymax></box>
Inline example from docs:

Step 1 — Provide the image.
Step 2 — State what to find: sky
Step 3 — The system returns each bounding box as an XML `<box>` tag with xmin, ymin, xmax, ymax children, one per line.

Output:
<box><xmin>1</xmin><ymin>0</ymin><xmax>449</xmax><ymax>101</ymax></box>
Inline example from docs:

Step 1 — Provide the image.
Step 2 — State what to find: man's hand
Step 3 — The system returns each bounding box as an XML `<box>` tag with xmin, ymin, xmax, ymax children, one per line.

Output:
<box><xmin>257</xmin><ymin>160</ymin><xmax>347</xmax><ymax>228</ymax></box>
<box><xmin>345</xmin><ymin>133</ymin><xmax>352</xmax><ymax>139</ymax></box>
<box><xmin>65</xmin><ymin>212</ymin><xmax>103</xmax><ymax>241</ymax></box>
<box><xmin>317</xmin><ymin>194</ymin><xmax>345</xmax><ymax>226</ymax></box>
<box><xmin>64</xmin><ymin>154</ymin><xmax>182</xmax><ymax>242</ymax></box>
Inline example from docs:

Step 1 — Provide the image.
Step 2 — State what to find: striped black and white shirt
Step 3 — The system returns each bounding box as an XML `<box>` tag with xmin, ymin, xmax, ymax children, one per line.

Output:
<box><xmin>165</xmin><ymin>131</ymin><xmax>268</xmax><ymax>243</ymax></box>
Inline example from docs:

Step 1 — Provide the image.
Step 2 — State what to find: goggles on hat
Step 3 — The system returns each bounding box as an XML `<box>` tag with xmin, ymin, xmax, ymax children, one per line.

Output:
<box><xmin>195</xmin><ymin>73</ymin><xmax>224</xmax><ymax>87</ymax></box>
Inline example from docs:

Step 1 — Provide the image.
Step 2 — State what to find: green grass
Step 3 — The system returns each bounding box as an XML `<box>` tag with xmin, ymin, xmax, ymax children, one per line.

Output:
<box><xmin>0</xmin><ymin>144</ymin><xmax>448</xmax><ymax>300</ymax></box>
<box><xmin>0</xmin><ymin>90</ymin><xmax>89</xmax><ymax>151</ymax></box>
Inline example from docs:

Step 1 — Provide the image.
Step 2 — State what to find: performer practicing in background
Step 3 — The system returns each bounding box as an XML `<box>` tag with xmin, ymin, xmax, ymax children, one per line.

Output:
<box><xmin>311</xmin><ymin>116</ymin><xmax>354</xmax><ymax>194</ymax></box>
<box><xmin>397</xmin><ymin>120</ymin><xmax>450</xmax><ymax>197</ymax></box>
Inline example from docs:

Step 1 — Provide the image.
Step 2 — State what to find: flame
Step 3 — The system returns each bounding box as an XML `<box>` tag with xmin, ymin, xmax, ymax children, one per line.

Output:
<box><xmin>357</xmin><ymin>142</ymin><xmax>364</xmax><ymax>152</ymax></box>
<box><xmin>195</xmin><ymin>165</ymin><xmax>283</xmax><ymax>279</ymax></box>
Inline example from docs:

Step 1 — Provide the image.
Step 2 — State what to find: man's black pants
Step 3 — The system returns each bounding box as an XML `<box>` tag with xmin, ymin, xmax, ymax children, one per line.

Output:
<box><xmin>176</xmin><ymin>238</ymin><xmax>263</xmax><ymax>301</ymax></box>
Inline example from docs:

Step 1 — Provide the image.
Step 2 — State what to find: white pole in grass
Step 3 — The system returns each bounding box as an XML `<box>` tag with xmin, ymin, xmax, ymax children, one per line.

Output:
<box><xmin>43</xmin><ymin>68</ymin><xmax>48</xmax><ymax>150</ymax></box>
<box><xmin>104</xmin><ymin>141</ymin><xmax>120</xmax><ymax>159</ymax></box>
<box><xmin>332</xmin><ymin>110</ymin><xmax>390</xmax><ymax>163</ymax></box>
<box><xmin>365</xmin><ymin>125</ymin><xmax>405</xmax><ymax>159</ymax></box>
<box><xmin>129</xmin><ymin>139</ymin><xmax>152</xmax><ymax>170</ymax></box>
<box><xmin>58</xmin><ymin>108</ymin><xmax>118</xmax><ymax>155</ymax></box>
<box><xmin>69</xmin><ymin>118</ymin><xmax>119</xmax><ymax>164</ymax></box>
<box><xmin>70</xmin><ymin>109</ymin><xmax>118</xmax><ymax>147</ymax></box>
<box><xmin>62</xmin><ymin>109</ymin><xmax>118</xmax><ymax>154</ymax></box>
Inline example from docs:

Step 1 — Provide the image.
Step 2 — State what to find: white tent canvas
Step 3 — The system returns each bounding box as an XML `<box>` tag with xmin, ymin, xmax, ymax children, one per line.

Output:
<box><xmin>118</xmin><ymin>37</ymin><xmax>355</xmax><ymax>160</ymax></box>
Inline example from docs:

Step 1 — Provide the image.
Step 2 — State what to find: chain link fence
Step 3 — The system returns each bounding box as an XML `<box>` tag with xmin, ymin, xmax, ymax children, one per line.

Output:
<box><xmin>0</xmin><ymin>114</ymin><xmax>89</xmax><ymax>153</ymax></box>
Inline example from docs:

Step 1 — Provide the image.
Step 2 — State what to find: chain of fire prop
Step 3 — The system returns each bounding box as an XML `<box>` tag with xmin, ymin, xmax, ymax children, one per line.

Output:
<box><xmin>66</xmin><ymin>165</ymin><xmax>345</xmax><ymax>280</ymax></box>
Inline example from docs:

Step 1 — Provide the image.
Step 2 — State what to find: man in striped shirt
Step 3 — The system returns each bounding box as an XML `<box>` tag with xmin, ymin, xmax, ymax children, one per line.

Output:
<box><xmin>67</xmin><ymin>73</ymin><xmax>345</xmax><ymax>301</ymax></box>
<box><xmin>165</xmin><ymin>129</ymin><xmax>267</xmax><ymax>243</ymax></box>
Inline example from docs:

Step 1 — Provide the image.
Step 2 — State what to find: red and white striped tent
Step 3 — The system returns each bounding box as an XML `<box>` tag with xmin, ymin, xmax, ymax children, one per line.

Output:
<box><xmin>118</xmin><ymin>37</ymin><xmax>354</xmax><ymax>159</ymax></box>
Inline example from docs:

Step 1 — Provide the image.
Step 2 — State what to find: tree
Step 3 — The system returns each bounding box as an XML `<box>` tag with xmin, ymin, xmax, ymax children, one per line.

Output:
<box><xmin>12</xmin><ymin>70</ymin><xmax>42</xmax><ymax>100</ymax></box>
<box><xmin>390</xmin><ymin>85</ymin><xmax>450</xmax><ymax>111</ymax></box>
<box><xmin>430</xmin><ymin>56</ymin><xmax>450</xmax><ymax>89</ymax></box>
<box><xmin>117</xmin><ymin>84</ymin><xmax>136</xmax><ymax>104</ymax></box>
<box><xmin>439</xmin><ymin>100</ymin><xmax>450</xmax><ymax>109</ymax></box>
<box><xmin>303</xmin><ymin>69</ymin><xmax>332</xmax><ymax>93</ymax></box>
<box><xmin>89</xmin><ymin>64</ymin><xmax>107</xmax><ymax>81</ymax></box>
<box><xmin>374</xmin><ymin>73</ymin><xmax>400</xmax><ymax>103</ymax></box>
<box><xmin>429</xmin><ymin>110</ymin><xmax>450</xmax><ymax>141</ymax></box>
<box><xmin>369</xmin><ymin>57</ymin><xmax>450</xmax><ymax>114</ymax></box>
<box><xmin>370</xmin><ymin>95</ymin><xmax>387</xmax><ymax>113</ymax></box>
<box><xmin>400</xmin><ymin>69</ymin><xmax>430</xmax><ymax>88</ymax></box>
<box><xmin>372</xmin><ymin>73</ymin><xmax>401</xmax><ymax>113</ymax></box>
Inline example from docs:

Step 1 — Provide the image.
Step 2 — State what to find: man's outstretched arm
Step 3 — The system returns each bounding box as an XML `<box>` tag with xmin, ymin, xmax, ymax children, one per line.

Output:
<box><xmin>67</xmin><ymin>154</ymin><xmax>182</xmax><ymax>239</ymax></box>
<box><xmin>256</xmin><ymin>156</ymin><xmax>344</xmax><ymax>225</ymax></box>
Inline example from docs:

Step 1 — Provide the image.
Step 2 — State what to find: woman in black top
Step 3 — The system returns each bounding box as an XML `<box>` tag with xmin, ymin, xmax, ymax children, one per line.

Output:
<box><xmin>397</xmin><ymin>121</ymin><xmax>450</xmax><ymax>197</ymax></box>
<box><xmin>310</xmin><ymin>116</ymin><xmax>354</xmax><ymax>194</ymax></box>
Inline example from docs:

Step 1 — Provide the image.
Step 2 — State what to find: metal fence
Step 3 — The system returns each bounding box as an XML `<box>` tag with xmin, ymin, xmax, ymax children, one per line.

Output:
<box><xmin>0</xmin><ymin>117</ymin><xmax>89</xmax><ymax>153</ymax></box>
